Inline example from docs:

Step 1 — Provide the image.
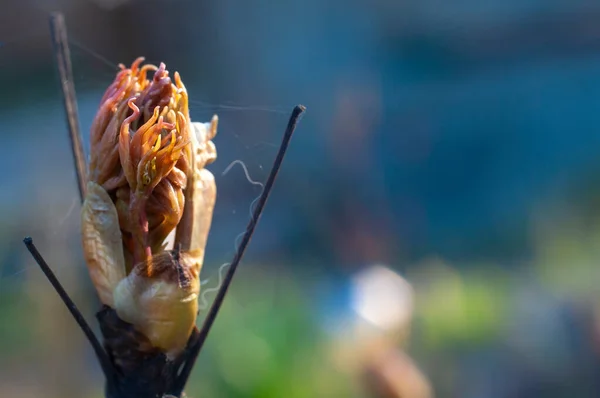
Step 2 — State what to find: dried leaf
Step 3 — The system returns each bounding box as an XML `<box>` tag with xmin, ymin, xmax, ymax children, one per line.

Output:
<box><xmin>81</xmin><ymin>181</ymin><xmax>127</xmax><ymax>306</ymax></box>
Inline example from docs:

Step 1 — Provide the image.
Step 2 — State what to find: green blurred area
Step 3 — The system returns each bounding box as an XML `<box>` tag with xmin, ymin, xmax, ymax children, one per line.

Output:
<box><xmin>3</xmin><ymin>200</ymin><xmax>600</xmax><ymax>397</ymax></box>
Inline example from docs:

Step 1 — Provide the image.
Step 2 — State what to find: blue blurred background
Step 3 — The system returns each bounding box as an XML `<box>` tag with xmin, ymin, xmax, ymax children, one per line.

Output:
<box><xmin>2</xmin><ymin>1</ymin><xmax>600</xmax><ymax>397</ymax></box>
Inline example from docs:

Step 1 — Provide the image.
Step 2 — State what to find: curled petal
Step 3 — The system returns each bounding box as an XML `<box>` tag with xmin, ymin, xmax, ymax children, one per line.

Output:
<box><xmin>119</xmin><ymin>99</ymin><xmax>141</xmax><ymax>189</ymax></box>
<box><xmin>130</xmin><ymin>106</ymin><xmax>161</xmax><ymax>161</ymax></box>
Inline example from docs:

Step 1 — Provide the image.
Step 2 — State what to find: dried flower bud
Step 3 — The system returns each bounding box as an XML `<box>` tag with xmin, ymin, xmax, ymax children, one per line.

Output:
<box><xmin>81</xmin><ymin>57</ymin><xmax>217</xmax><ymax>358</ymax></box>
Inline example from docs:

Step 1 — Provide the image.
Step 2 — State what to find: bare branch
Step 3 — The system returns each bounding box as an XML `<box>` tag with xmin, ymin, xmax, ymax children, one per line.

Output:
<box><xmin>23</xmin><ymin>237</ymin><xmax>116</xmax><ymax>384</ymax></box>
<box><xmin>49</xmin><ymin>12</ymin><xmax>87</xmax><ymax>201</ymax></box>
<box><xmin>170</xmin><ymin>105</ymin><xmax>306</xmax><ymax>395</ymax></box>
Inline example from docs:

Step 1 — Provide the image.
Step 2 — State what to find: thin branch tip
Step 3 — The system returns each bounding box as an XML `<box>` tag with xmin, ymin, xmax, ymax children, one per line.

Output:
<box><xmin>23</xmin><ymin>237</ymin><xmax>116</xmax><ymax>383</ymax></box>
<box><xmin>49</xmin><ymin>12</ymin><xmax>87</xmax><ymax>202</ymax></box>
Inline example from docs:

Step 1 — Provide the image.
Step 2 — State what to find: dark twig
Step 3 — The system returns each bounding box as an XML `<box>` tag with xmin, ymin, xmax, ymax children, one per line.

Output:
<box><xmin>49</xmin><ymin>12</ymin><xmax>87</xmax><ymax>202</ymax></box>
<box><xmin>23</xmin><ymin>237</ymin><xmax>116</xmax><ymax>384</ymax></box>
<box><xmin>170</xmin><ymin>105</ymin><xmax>306</xmax><ymax>395</ymax></box>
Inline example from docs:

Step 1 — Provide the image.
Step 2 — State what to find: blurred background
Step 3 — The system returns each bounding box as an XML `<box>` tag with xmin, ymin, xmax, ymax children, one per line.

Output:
<box><xmin>2</xmin><ymin>0</ymin><xmax>600</xmax><ymax>397</ymax></box>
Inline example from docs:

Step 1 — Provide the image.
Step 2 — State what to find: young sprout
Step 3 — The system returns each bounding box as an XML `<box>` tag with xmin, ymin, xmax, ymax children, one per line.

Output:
<box><xmin>23</xmin><ymin>12</ymin><xmax>305</xmax><ymax>398</ymax></box>
<box><xmin>81</xmin><ymin>57</ymin><xmax>218</xmax><ymax>359</ymax></box>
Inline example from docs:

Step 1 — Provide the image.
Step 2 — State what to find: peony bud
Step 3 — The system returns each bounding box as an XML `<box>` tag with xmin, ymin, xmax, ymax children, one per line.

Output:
<box><xmin>81</xmin><ymin>57</ymin><xmax>217</xmax><ymax>358</ymax></box>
